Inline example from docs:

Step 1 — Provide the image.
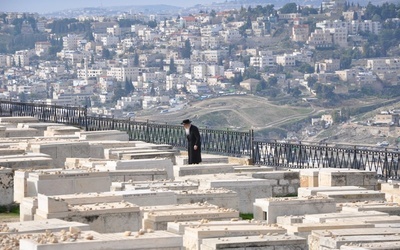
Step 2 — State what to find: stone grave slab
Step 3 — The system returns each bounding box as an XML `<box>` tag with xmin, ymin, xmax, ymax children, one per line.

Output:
<box><xmin>113</xmin><ymin>180</ymin><xmax>199</xmax><ymax>192</ymax></box>
<box><xmin>43</xmin><ymin>125</ymin><xmax>81</xmax><ymax>137</ymax></box>
<box><xmin>173</xmin><ymin>163</ymin><xmax>237</xmax><ymax>177</ymax></box>
<box><xmin>183</xmin><ymin>224</ymin><xmax>287</xmax><ymax>250</ymax></box>
<box><xmin>315</xmin><ymin>190</ymin><xmax>386</xmax><ymax>203</ymax></box>
<box><xmin>298</xmin><ymin>186</ymin><xmax>367</xmax><ymax>197</ymax></box>
<box><xmin>76</xmin><ymin>130</ymin><xmax>129</xmax><ymax>141</ymax></box>
<box><xmin>318</xmin><ymin>168</ymin><xmax>377</xmax><ymax>189</ymax></box>
<box><xmin>341</xmin><ymin>202</ymin><xmax>400</xmax><ymax>216</ymax></box>
<box><xmin>283</xmin><ymin>221</ymin><xmax>375</xmax><ymax>238</ymax></box>
<box><xmin>176</xmin><ymin>188</ymin><xmax>239</xmax><ymax>210</ymax></box>
<box><xmin>19</xmin><ymin>230</ymin><xmax>183</xmax><ymax>250</ymax></box>
<box><xmin>203</xmin><ymin>178</ymin><xmax>275</xmax><ymax>213</ymax></box>
<box><xmin>167</xmin><ymin>220</ymin><xmax>261</xmax><ymax>235</ymax></box>
<box><xmin>143</xmin><ymin>208</ymin><xmax>239</xmax><ymax>230</ymax></box>
<box><xmin>0</xmin><ymin>218</ymin><xmax>90</xmax><ymax>235</ymax></box>
<box><xmin>0</xmin><ymin>116</ymin><xmax>38</xmax><ymax>124</ymax></box>
<box><xmin>103</xmin><ymin>158</ymin><xmax>174</xmax><ymax>179</ymax></box>
<box><xmin>31</xmin><ymin>141</ymin><xmax>90</xmax><ymax>168</ymax></box>
<box><xmin>309</xmin><ymin>227</ymin><xmax>400</xmax><ymax>250</ymax></box>
<box><xmin>35</xmin><ymin>201</ymin><xmax>141</xmax><ymax>233</ymax></box>
<box><xmin>200</xmin><ymin>234</ymin><xmax>307</xmax><ymax>250</ymax></box>
<box><xmin>26</xmin><ymin>170</ymin><xmax>111</xmax><ymax>197</ymax></box>
<box><xmin>303</xmin><ymin>210</ymin><xmax>389</xmax><ymax>223</ymax></box>
<box><xmin>175</xmin><ymin>154</ymin><xmax>229</xmax><ymax>165</ymax></box>
<box><xmin>0</xmin><ymin>153</ymin><xmax>52</xmax><ymax>170</ymax></box>
<box><xmin>253</xmin><ymin>197</ymin><xmax>336</xmax><ymax>223</ymax></box>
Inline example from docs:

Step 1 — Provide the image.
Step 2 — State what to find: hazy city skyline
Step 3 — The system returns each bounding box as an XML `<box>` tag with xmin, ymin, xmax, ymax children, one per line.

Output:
<box><xmin>1</xmin><ymin>0</ymin><xmax>220</xmax><ymax>13</ymax></box>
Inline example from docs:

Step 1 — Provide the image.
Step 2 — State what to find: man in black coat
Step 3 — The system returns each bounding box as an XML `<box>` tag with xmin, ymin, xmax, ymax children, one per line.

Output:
<box><xmin>181</xmin><ymin>119</ymin><xmax>202</xmax><ymax>164</ymax></box>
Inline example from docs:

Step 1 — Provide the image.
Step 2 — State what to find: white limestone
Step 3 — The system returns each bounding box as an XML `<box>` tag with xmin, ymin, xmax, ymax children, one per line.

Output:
<box><xmin>76</xmin><ymin>130</ymin><xmax>129</xmax><ymax>141</ymax></box>
<box><xmin>31</xmin><ymin>141</ymin><xmax>91</xmax><ymax>168</ymax></box>
<box><xmin>19</xmin><ymin>230</ymin><xmax>183</xmax><ymax>250</ymax></box>
<box><xmin>200</xmin><ymin>234</ymin><xmax>308</xmax><ymax>250</ymax></box>
<box><xmin>183</xmin><ymin>224</ymin><xmax>287</xmax><ymax>250</ymax></box>
<box><xmin>0</xmin><ymin>153</ymin><xmax>52</xmax><ymax>170</ymax></box>
<box><xmin>203</xmin><ymin>178</ymin><xmax>276</xmax><ymax>213</ymax></box>
<box><xmin>253</xmin><ymin>196</ymin><xmax>336</xmax><ymax>223</ymax></box>
<box><xmin>318</xmin><ymin>168</ymin><xmax>377</xmax><ymax>189</ymax></box>
<box><xmin>298</xmin><ymin>186</ymin><xmax>367</xmax><ymax>197</ymax></box>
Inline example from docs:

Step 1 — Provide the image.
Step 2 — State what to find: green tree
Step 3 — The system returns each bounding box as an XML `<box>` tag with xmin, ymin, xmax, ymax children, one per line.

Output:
<box><xmin>280</xmin><ymin>3</ymin><xmax>298</xmax><ymax>14</ymax></box>
<box><xmin>124</xmin><ymin>78</ymin><xmax>134</xmax><ymax>95</ymax></box>
<box><xmin>182</xmin><ymin>39</ymin><xmax>191</xmax><ymax>59</ymax></box>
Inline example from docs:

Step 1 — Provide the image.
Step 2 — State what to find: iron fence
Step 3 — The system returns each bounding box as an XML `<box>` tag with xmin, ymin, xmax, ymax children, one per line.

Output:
<box><xmin>0</xmin><ymin>100</ymin><xmax>398</xmax><ymax>179</ymax></box>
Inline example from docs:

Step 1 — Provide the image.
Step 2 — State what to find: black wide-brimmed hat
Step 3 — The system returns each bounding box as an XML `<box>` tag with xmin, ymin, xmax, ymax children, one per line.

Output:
<box><xmin>181</xmin><ymin>119</ymin><xmax>191</xmax><ymax>125</ymax></box>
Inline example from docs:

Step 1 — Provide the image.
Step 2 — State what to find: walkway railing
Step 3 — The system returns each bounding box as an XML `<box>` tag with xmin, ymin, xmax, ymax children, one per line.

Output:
<box><xmin>0</xmin><ymin>100</ymin><xmax>398</xmax><ymax>179</ymax></box>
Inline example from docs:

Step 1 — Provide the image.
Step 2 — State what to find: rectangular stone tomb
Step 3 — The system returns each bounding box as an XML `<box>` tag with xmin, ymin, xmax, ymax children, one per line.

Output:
<box><xmin>283</xmin><ymin>221</ymin><xmax>375</xmax><ymax>237</ymax></box>
<box><xmin>43</xmin><ymin>125</ymin><xmax>81</xmax><ymax>136</ymax></box>
<box><xmin>233</xmin><ymin>166</ymin><xmax>274</xmax><ymax>173</ymax></box>
<box><xmin>4</xmin><ymin>127</ymin><xmax>41</xmax><ymax>137</ymax></box>
<box><xmin>302</xmin><ymin>210</ymin><xmax>389</xmax><ymax>223</ymax></box>
<box><xmin>176</xmin><ymin>189</ymin><xmax>239</xmax><ymax>210</ymax></box>
<box><xmin>35</xmin><ymin>200</ymin><xmax>141</xmax><ymax>233</ymax></box>
<box><xmin>0</xmin><ymin>153</ymin><xmax>52</xmax><ymax>170</ymax></box>
<box><xmin>121</xmin><ymin>151</ymin><xmax>177</xmax><ymax>162</ymax></box>
<box><xmin>175</xmin><ymin>154</ymin><xmax>229</xmax><ymax>165</ymax></box>
<box><xmin>37</xmin><ymin>190</ymin><xmax>177</xmax><ymax>214</ymax></box>
<box><xmin>107</xmin><ymin>169</ymin><xmax>169</xmax><ymax>182</ymax></box>
<box><xmin>297</xmin><ymin>186</ymin><xmax>367</xmax><ymax>197</ymax></box>
<box><xmin>113</xmin><ymin>180</ymin><xmax>199</xmax><ymax>192</ymax></box>
<box><xmin>167</xmin><ymin>220</ymin><xmax>261</xmax><ymax>235</ymax></box>
<box><xmin>14</xmin><ymin>169</ymin><xmax>62</xmax><ymax>203</ymax></box>
<box><xmin>76</xmin><ymin>130</ymin><xmax>129</xmax><ymax>141</ymax></box>
<box><xmin>203</xmin><ymin>178</ymin><xmax>276</xmax><ymax>213</ymax></box>
<box><xmin>183</xmin><ymin>224</ymin><xmax>287</xmax><ymax>250</ymax></box>
<box><xmin>253</xmin><ymin>197</ymin><xmax>336</xmax><ymax>224</ymax></box>
<box><xmin>341</xmin><ymin>202</ymin><xmax>400</xmax><ymax>216</ymax></box>
<box><xmin>26</xmin><ymin>170</ymin><xmax>112</xmax><ymax>197</ymax></box>
<box><xmin>19</xmin><ymin>123</ymin><xmax>65</xmax><ymax>136</ymax></box>
<box><xmin>251</xmin><ymin>171</ymin><xmax>300</xmax><ymax>197</ymax></box>
<box><xmin>103</xmin><ymin>158</ymin><xmax>174</xmax><ymax>179</ymax></box>
<box><xmin>308</xmin><ymin>227</ymin><xmax>400</xmax><ymax>250</ymax></box>
<box><xmin>173</xmin><ymin>163</ymin><xmax>236</xmax><ymax>177</ymax></box>
<box><xmin>106</xmin><ymin>146</ymin><xmax>175</xmax><ymax>160</ymax></box>
<box><xmin>315</xmin><ymin>190</ymin><xmax>386</xmax><ymax>203</ymax></box>
<box><xmin>31</xmin><ymin>141</ymin><xmax>90</xmax><ymax>168</ymax></box>
<box><xmin>0</xmin><ymin>116</ymin><xmax>38</xmax><ymax>124</ymax></box>
<box><xmin>318</xmin><ymin>168</ymin><xmax>377</xmax><ymax>189</ymax></box>
<box><xmin>324</xmin><ymin>215</ymin><xmax>400</xmax><ymax>224</ymax></box>
<box><xmin>200</xmin><ymin>234</ymin><xmax>307</xmax><ymax>250</ymax></box>
<box><xmin>19</xmin><ymin>230</ymin><xmax>183</xmax><ymax>250</ymax></box>
<box><xmin>0</xmin><ymin>219</ymin><xmax>90</xmax><ymax>235</ymax></box>
<box><xmin>143</xmin><ymin>208</ymin><xmax>239</xmax><ymax>230</ymax></box>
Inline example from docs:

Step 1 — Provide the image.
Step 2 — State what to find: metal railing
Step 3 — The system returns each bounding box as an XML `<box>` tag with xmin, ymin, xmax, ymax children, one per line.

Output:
<box><xmin>0</xmin><ymin>100</ymin><xmax>398</xmax><ymax>179</ymax></box>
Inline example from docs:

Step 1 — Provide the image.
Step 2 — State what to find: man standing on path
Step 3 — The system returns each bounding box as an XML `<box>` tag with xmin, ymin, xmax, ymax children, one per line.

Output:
<box><xmin>181</xmin><ymin>119</ymin><xmax>202</xmax><ymax>164</ymax></box>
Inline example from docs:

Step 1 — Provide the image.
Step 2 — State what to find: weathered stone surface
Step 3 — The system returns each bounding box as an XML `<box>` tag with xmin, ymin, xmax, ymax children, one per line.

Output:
<box><xmin>253</xmin><ymin>197</ymin><xmax>336</xmax><ymax>224</ymax></box>
<box><xmin>0</xmin><ymin>167</ymin><xmax>13</xmax><ymax>205</ymax></box>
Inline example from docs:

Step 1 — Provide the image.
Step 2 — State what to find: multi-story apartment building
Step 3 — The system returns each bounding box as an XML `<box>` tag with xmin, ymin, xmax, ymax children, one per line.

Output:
<box><xmin>250</xmin><ymin>51</ymin><xmax>275</xmax><ymax>69</ymax></box>
<box><xmin>315</xmin><ymin>59</ymin><xmax>341</xmax><ymax>73</ymax></box>
<box><xmin>307</xmin><ymin>29</ymin><xmax>333</xmax><ymax>49</ymax></box>
<box><xmin>35</xmin><ymin>42</ymin><xmax>51</xmax><ymax>57</ymax></box>
<box><xmin>276</xmin><ymin>53</ymin><xmax>296</xmax><ymax>67</ymax></box>
<box><xmin>107</xmin><ymin>67</ymin><xmax>140</xmax><ymax>82</ymax></box>
<box><xmin>62</xmin><ymin>34</ymin><xmax>82</xmax><ymax>50</ymax></box>
<box><xmin>292</xmin><ymin>24</ymin><xmax>310</xmax><ymax>42</ymax></box>
<box><xmin>14</xmin><ymin>50</ymin><xmax>30</xmax><ymax>67</ymax></box>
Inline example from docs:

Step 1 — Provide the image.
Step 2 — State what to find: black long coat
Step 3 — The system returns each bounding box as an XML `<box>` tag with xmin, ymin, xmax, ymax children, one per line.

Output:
<box><xmin>186</xmin><ymin>124</ymin><xmax>202</xmax><ymax>164</ymax></box>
